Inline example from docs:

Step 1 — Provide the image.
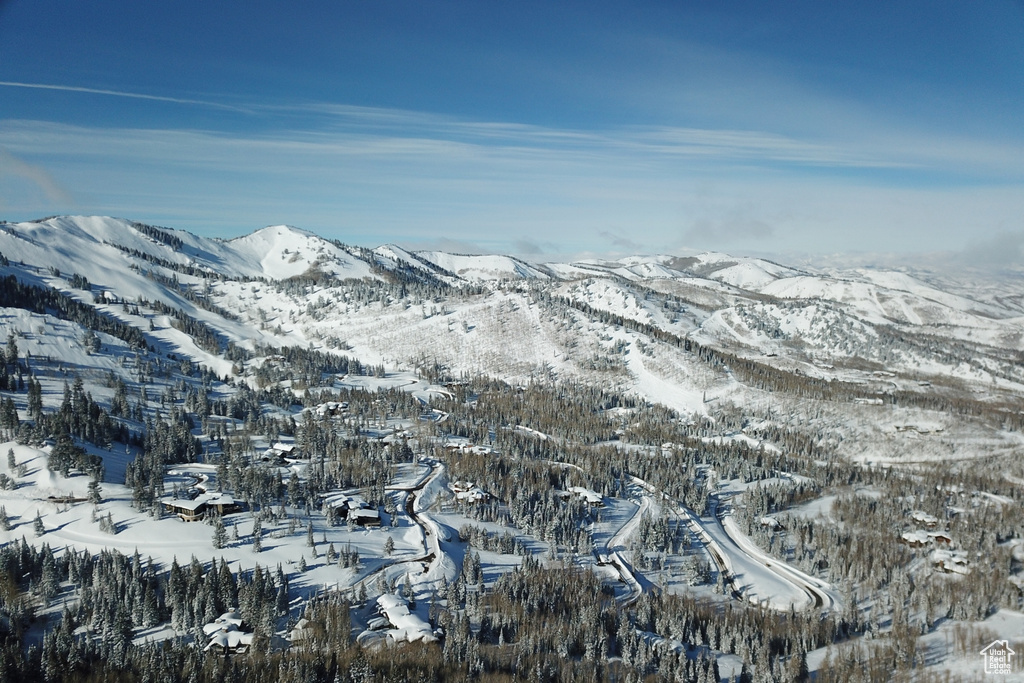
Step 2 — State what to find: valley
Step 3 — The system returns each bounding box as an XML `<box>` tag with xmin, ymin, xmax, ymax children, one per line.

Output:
<box><xmin>0</xmin><ymin>215</ymin><xmax>1021</xmax><ymax>681</ymax></box>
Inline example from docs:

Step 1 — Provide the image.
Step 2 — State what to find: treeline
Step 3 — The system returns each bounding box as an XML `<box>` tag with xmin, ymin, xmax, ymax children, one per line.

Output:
<box><xmin>125</xmin><ymin>410</ymin><xmax>203</xmax><ymax>510</ymax></box>
<box><xmin>438</xmin><ymin>379</ymin><xmax>631</xmax><ymax>445</ymax></box>
<box><xmin>129</xmin><ymin>220</ymin><xmax>184</xmax><ymax>251</ymax></box>
<box><xmin>249</xmin><ymin>343</ymin><xmax>375</xmax><ymax>389</ymax></box>
<box><xmin>145</xmin><ymin>297</ymin><xmax>225</xmax><ymax>354</ymax></box>
<box><xmin>136</xmin><ymin>265</ymin><xmax>242</xmax><ymax>322</ymax></box>
<box><xmin>0</xmin><ymin>332</ymin><xmax>24</xmax><ymax>393</ymax></box>
<box><xmin>0</xmin><ymin>274</ymin><xmax>147</xmax><ymax>350</ymax></box>
<box><xmin>29</xmin><ymin>377</ymin><xmax>133</xmax><ymax>453</ymax></box>
<box><xmin>548</xmin><ymin>289</ymin><xmax>1024</xmax><ymax>429</ymax></box>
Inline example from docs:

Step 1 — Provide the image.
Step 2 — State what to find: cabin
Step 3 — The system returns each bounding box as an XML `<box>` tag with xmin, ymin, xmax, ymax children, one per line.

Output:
<box><xmin>899</xmin><ymin>530</ymin><xmax>930</xmax><ymax>548</ymax></box>
<box><xmin>161</xmin><ymin>491</ymin><xmax>240</xmax><ymax>522</ymax></box>
<box><xmin>899</xmin><ymin>529</ymin><xmax>954</xmax><ymax>549</ymax></box>
<box><xmin>314</xmin><ymin>401</ymin><xmax>348</xmax><ymax>418</ymax></box>
<box><xmin>288</xmin><ymin>618</ymin><xmax>313</xmax><ymax>646</ymax></box>
<box><xmin>261</xmin><ymin>442</ymin><xmax>299</xmax><ymax>463</ymax></box>
<box><xmin>320</xmin><ymin>492</ymin><xmax>381</xmax><ymax>526</ymax></box>
<box><xmin>910</xmin><ymin>510</ymin><xmax>939</xmax><ymax>528</ymax></box>
<box><xmin>449</xmin><ymin>481</ymin><xmax>489</xmax><ymax>503</ymax></box>
<box><xmin>375</xmin><ymin>594</ymin><xmax>438</xmax><ymax>644</ymax></box>
<box><xmin>349</xmin><ymin>508</ymin><xmax>381</xmax><ymax>527</ymax></box>
<box><xmin>322</xmin><ymin>493</ymin><xmax>356</xmax><ymax>521</ymax></box>
<box><xmin>203</xmin><ymin>611</ymin><xmax>254</xmax><ymax>654</ymax></box>
<box><xmin>444</xmin><ymin>442</ymin><xmax>495</xmax><ymax>455</ymax></box>
<box><xmin>932</xmin><ymin>549</ymin><xmax>970</xmax><ymax>575</ymax></box>
<box><xmin>272</xmin><ymin>442</ymin><xmax>300</xmax><ymax>457</ymax></box>
<box><xmin>205</xmin><ymin>628</ymin><xmax>254</xmax><ymax>654</ymax></box>
<box><xmin>259</xmin><ymin>449</ymin><xmax>284</xmax><ymax>465</ymax></box>
<box><xmin>565</xmin><ymin>486</ymin><xmax>604</xmax><ymax>507</ymax></box>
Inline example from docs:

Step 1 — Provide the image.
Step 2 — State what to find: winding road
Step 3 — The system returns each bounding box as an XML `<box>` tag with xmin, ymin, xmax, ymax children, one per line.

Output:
<box><xmin>350</xmin><ymin>461</ymin><xmax>451</xmax><ymax>595</ymax></box>
<box><xmin>629</xmin><ymin>475</ymin><xmax>836</xmax><ymax>613</ymax></box>
<box><xmin>710</xmin><ymin>496</ymin><xmax>837</xmax><ymax>611</ymax></box>
<box><xmin>603</xmin><ymin>487</ymin><xmax>651</xmax><ymax>605</ymax></box>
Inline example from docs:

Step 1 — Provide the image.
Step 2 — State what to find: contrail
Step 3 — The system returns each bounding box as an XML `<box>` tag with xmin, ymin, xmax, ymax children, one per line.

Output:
<box><xmin>0</xmin><ymin>80</ymin><xmax>249</xmax><ymax>112</ymax></box>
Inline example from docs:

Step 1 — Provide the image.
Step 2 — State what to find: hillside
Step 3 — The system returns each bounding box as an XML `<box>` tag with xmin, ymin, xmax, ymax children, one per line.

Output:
<box><xmin>0</xmin><ymin>215</ymin><xmax>1020</xmax><ymax>681</ymax></box>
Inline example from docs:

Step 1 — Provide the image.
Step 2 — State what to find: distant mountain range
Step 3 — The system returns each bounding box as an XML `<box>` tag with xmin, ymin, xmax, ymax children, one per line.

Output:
<box><xmin>1</xmin><ymin>215</ymin><xmax>1022</xmax><ymax>434</ymax></box>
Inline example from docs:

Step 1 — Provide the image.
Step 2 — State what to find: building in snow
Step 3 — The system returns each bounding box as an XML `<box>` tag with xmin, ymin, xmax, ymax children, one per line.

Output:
<box><xmin>161</xmin><ymin>491</ymin><xmax>240</xmax><ymax>522</ymax></box>
<box><xmin>349</xmin><ymin>508</ymin><xmax>381</xmax><ymax>527</ymax></box>
<box><xmin>203</xmin><ymin>611</ymin><xmax>254</xmax><ymax>654</ymax></box>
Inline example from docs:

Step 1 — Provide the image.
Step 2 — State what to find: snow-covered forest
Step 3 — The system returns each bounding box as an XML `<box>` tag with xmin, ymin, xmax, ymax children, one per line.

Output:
<box><xmin>0</xmin><ymin>216</ymin><xmax>1021</xmax><ymax>681</ymax></box>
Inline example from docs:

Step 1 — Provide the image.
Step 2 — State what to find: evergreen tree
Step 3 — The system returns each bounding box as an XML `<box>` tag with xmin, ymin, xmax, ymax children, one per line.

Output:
<box><xmin>0</xmin><ymin>398</ymin><xmax>17</xmax><ymax>434</ymax></box>
<box><xmin>87</xmin><ymin>478</ymin><xmax>102</xmax><ymax>504</ymax></box>
<box><xmin>5</xmin><ymin>331</ymin><xmax>17</xmax><ymax>366</ymax></box>
<box><xmin>26</xmin><ymin>377</ymin><xmax>42</xmax><ymax>417</ymax></box>
<box><xmin>212</xmin><ymin>517</ymin><xmax>227</xmax><ymax>549</ymax></box>
<box><xmin>403</xmin><ymin>574</ymin><xmax>416</xmax><ymax>609</ymax></box>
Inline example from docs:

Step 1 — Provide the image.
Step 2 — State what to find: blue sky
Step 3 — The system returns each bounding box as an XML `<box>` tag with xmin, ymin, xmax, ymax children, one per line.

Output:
<box><xmin>0</xmin><ymin>1</ymin><xmax>1022</xmax><ymax>260</ymax></box>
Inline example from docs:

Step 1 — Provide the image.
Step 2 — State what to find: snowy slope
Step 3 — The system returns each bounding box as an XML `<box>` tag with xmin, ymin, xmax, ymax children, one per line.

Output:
<box><xmin>4</xmin><ymin>214</ymin><xmax>1024</xmax><ymax>421</ymax></box>
<box><xmin>224</xmin><ymin>225</ymin><xmax>376</xmax><ymax>280</ymax></box>
<box><xmin>413</xmin><ymin>251</ymin><xmax>551</xmax><ymax>281</ymax></box>
<box><xmin>0</xmin><ymin>216</ymin><xmax>378</xmax><ymax>283</ymax></box>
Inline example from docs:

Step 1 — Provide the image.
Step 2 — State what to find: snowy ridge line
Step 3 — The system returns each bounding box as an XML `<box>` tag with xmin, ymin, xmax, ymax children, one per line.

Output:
<box><xmin>6</xmin><ymin>214</ymin><xmax>1024</xmax><ymax>425</ymax></box>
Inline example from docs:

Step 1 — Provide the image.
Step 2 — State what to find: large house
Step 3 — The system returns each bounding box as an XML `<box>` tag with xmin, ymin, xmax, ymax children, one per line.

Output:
<box><xmin>321</xmin><ymin>493</ymin><xmax>381</xmax><ymax>527</ymax></box>
<box><xmin>348</xmin><ymin>507</ymin><xmax>381</xmax><ymax>527</ymax></box>
<box><xmin>203</xmin><ymin>611</ymin><xmax>254</xmax><ymax>654</ymax></box>
<box><xmin>161</xmin><ymin>490</ymin><xmax>240</xmax><ymax>522</ymax></box>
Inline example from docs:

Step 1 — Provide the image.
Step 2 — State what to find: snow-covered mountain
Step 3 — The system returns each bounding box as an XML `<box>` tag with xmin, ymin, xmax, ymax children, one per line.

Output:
<box><xmin>0</xmin><ymin>215</ymin><xmax>378</xmax><ymax>282</ymax></box>
<box><xmin>3</xmin><ymin>215</ymin><xmax>1023</xmax><ymax>417</ymax></box>
<box><xmin>2</xmin><ymin>216</ymin><xmax>1023</xmax><ymax>681</ymax></box>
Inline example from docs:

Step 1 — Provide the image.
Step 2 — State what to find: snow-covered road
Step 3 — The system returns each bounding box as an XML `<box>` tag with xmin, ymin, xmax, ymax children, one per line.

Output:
<box><xmin>708</xmin><ymin>496</ymin><xmax>838</xmax><ymax>611</ymax></box>
<box><xmin>605</xmin><ymin>485</ymin><xmax>651</xmax><ymax>605</ymax></box>
<box><xmin>628</xmin><ymin>474</ymin><xmax>835</xmax><ymax>613</ymax></box>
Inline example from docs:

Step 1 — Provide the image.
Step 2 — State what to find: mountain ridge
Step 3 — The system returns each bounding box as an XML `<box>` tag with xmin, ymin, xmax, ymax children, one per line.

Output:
<box><xmin>2</xmin><ymin>214</ymin><xmax>1023</xmax><ymax>422</ymax></box>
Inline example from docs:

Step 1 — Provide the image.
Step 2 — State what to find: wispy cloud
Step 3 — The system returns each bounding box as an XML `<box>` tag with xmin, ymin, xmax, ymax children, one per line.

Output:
<box><xmin>3</xmin><ymin>80</ymin><xmax>1020</xmax><ymax>177</ymax></box>
<box><xmin>960</xmin><ymin>231</ymin><xmax>1024</xmax><ymax>266</ymax></box>
<box><xmin>598</xmin><ymin>231</ymin><xmax>645</xmax><ymax>252</ymax></box>
<box><xmin>281</xmin><ymin>105</ymin><xmax>907</xmax><ymax>169</ymax></box>
<box><xmin>0</xmin><ymin>147</ymin><xmax>73</xmax><ymax>204</ymax></box>
<box><xmin>1</xmin><ymin>112</ymin><xmax>1022</xmax><ymax>257</ymax></box>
